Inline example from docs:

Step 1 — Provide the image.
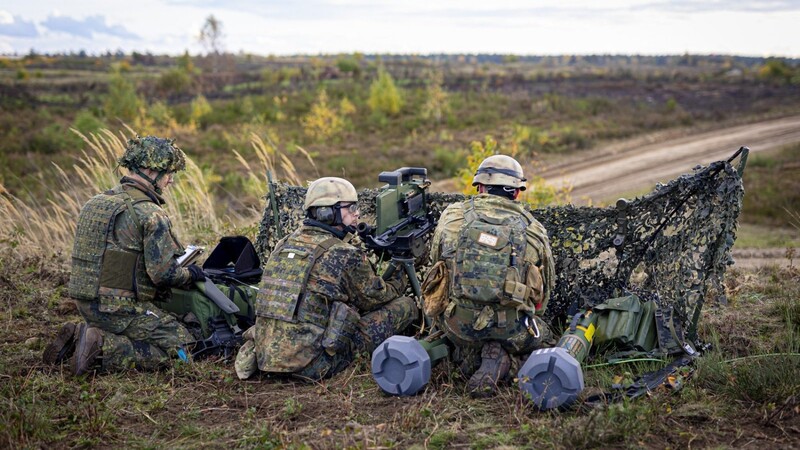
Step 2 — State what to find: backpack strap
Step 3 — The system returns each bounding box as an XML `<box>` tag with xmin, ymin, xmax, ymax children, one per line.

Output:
<box><xmin>463</xmin><ymin>197</ymin><xmax>479</xmax><ymax>224</ymax></box>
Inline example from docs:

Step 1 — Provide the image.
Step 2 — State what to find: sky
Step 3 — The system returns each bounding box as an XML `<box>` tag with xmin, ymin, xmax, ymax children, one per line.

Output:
<box><xmin>1</xmin><ymin>1</ymin><xmax>799</xmax><ymax>57</ymax></box>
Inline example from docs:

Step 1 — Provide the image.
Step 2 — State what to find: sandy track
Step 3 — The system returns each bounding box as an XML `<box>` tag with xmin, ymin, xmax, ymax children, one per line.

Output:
<box><xmin>542</xmin><ymin>114</ymin><xmax>800</xmax><ymax>204</ymax></box>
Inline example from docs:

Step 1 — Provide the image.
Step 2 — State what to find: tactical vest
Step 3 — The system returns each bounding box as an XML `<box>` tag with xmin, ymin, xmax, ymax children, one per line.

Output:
<box><xmin>255</xmin><ymin>232</ymin><xmax>339</xmax><ymax>324</ymax></box>
<box><xmin>450</xmin><ymin>198</ymin><xmax>532</xmax><ymax>309</ymax></box>
<box><xmin>69</xmin><ymin>187</ymin><xmax>151</xmax><ymax>302</ymax></box>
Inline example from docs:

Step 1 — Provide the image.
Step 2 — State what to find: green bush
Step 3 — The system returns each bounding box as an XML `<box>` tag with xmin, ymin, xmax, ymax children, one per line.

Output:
<box><xmin>157</xmin><ymin>68</ymin><xmax>193</xmax><ymax>96</ymax></box>
<box><xmin>336</xmin><ymin>57</ymin><xmax>361</xmax><ymax>77</ymax></box>
<box><xmin>104</xmin><ymin>70</ymin><xmax>142</xmax><ymax>124</ymax></box>
<box><xmin>368</xmin><ymin>67</ymin><xmax>403</xmax><ymax>117</ymax></box>
<box><xmin>190</xmin><ymin>95</ymin><xmax>213</xmax><ymax>128</ymax></box>
<box><xmin>71</xmin><ymin>110</ymin><xmax>105</xmax><ymax>135</ymax></box>
<box><xmin>432</xmin><ymin>146</ymin><xmax>466</xmax><ymax>177</ymax></box>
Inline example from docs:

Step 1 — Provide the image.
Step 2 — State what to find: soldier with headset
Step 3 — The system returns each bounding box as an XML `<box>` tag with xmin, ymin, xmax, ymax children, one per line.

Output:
<box><xmin>235</xmin><ymin>177</ymin><xmax>418</xmax><ymax>381</ymax></box>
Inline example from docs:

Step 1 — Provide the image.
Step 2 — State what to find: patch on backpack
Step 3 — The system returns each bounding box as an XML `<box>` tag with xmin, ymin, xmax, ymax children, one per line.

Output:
<box><xmin>477</xmin><ymin>232</ymin><xmax>499</xmax><ymax>247</ymax></box>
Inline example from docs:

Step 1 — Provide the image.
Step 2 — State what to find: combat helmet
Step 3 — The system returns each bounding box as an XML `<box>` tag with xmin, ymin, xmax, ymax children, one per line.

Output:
<box><xmin>303</xmin><ymin>177</ymin><xmax>358</xmax><ymax>210</ymax></box>
<box><xmin>118</xmin><ymin>136</ymin><xmax>186</xmax><ymax>193</ymax></box>
<box><xmin>472</xmin><ymin>155</ymin><xmax>527</xmax><ymax>191</ymax></box>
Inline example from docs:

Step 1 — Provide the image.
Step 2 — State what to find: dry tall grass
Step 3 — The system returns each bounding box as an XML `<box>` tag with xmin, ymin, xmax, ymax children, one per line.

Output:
<box><xmin>0</xmin><ymin>127</ymin><xmax>306</xmax><ymax>260</ymax></box>
<box><xmin>233</xmin><ymin>131</ymin><xmax>317</xmax><ymax>199</ymax></box>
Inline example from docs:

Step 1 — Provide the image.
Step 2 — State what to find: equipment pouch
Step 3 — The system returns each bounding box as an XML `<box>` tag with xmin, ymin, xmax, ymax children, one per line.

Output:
<box><xmin>525</xmin><ymin>264</ymin><xmax>545</xmax><ymax>311</ymax></box>
<box><xmin>421</xmin><ymin>260</ymin><xmax>450</xmax><ymax>318</ymax></box>
<box><xmin>502</xmin><ymin>275</ymin><xmax>527</xmax><ymax>308</ymax></box>
<box><xmin>99</xmin><ymin>249</ymin><xmax>138</xmax><ymax>290</ymax></box>
<box><xmin>321</xmin><ymin>301</ymin><xmax>360</xmax><ymax>356</ymax></box>
<box><xmin>654</xmin><ymin>303</ymin><xmax>688</xmax><ymax>355</ymax></box>
<box><xmin>593</xmin><ymin>295</ymin><xmax>647</xmax><ymax>351</ymax></box>
<box><xmin>473</xmin><ymin>305</ymin><xmax>494</xmax><ymax>331</ymax></box>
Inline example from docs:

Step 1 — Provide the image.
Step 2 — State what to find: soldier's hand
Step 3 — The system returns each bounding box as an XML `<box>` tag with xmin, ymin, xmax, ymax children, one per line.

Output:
<box><xmin>187</xmin><ymin>264</ymin><xmax>206</xmax><ymax>282</ymax></box>
<box><xmin>387</xmin><ymin>269</ymin><xmax>407</xmax><ymax>293</ymax></box>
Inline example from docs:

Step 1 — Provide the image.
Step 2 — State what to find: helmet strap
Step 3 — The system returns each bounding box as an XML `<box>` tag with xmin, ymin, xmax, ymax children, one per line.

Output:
<box><xmin>134</xmin><ymin>168</ymin><xmax>163</xmax><ymax>195</ymax></box>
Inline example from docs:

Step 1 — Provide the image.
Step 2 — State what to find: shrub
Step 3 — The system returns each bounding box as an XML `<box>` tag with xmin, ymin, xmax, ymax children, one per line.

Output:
<box><xmin>104</xmin><ymin>70</ymin><xmax>142</xmax><ymax>125</ymax></box>
<box><xmin>420</xmin><ymin>70</ymin><xmax>450</xmax><ymax>124</ymax></box>
<box><xmin>336</xmin><ymin>57</ymin><xmax>361</xmax><ymax>77</ymax></box>
<box><xmin>368</xmin><ymin>67</ymin><xmax>403</xmax><ymax>117</ymax></box>
<box><xmin>302</xmin><ymin>89</ymin><xmax>344</xmax><ymax>141</ymax></box>
<box><xmin>157</xmin><ymin>68</ymin><xmax>193</xmax><ymax>96</ymax></box>
<box><xmin>189</xmin><ymin>95</ymin><xmax>213</xmax><ymax>129</ymax></box>
<box><xmin>432</xmin><ymin>146</ymin><xmax>466</xmax><ymax>177</ymax></box>
<box><xmin>71</xmin><ymin>110</ymin><xmax>105</xmax><ymax>135</ymax></box>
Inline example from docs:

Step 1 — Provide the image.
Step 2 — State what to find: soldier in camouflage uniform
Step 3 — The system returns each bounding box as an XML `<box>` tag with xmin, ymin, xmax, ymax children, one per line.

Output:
<box><xmin>235</xmin><ymin>177</ymin><xmax>418</xmax><ymax>382</ymax></box>
<box><xmin>429</xmin><ymin>155</ymin><xmax>555</xmax><ymax>397</ymax></box>
<box><xmin>43</xmin><ymin>136</ymin><xmax>206</xmax><ymax>375</ymax></box>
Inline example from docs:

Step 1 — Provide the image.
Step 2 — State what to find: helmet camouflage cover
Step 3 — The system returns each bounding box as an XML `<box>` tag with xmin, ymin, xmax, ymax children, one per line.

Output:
<box><xmin>118</xmin><ymin>136</ymin><xmax>187</xmax><ymax>173</ymax></box>
<box><xmin>472</xmin><ymin>154</ymin><xmax>527</xmax><ymax>190</ymax></box>
<box><xmin>303</xmin><ymin>177</ymin><xmax>358</xmax><ymax>210</ymax></box>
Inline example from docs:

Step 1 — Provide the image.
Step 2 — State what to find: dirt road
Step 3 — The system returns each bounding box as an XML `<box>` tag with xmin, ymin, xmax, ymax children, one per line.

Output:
<box><xmin>538</xmin><ymin>114</ymin><xmax>800</xmax><ymax>269</ymax></box>
<box><xmin>541</xmin><ymin>114</ymin><xmax>800</xmax><ymax>205</ymax></box>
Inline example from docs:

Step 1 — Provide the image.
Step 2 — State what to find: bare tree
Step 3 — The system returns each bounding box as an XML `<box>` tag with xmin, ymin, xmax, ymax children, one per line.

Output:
<box><xmin>199</xmin><ymin>15</ymin><xmax>224</xmax><ymax>55</ymax></box>
<box><xmin>198</xmin><ymin>15</ymin><xmax>225</xmax><ymax>74</ymax></box>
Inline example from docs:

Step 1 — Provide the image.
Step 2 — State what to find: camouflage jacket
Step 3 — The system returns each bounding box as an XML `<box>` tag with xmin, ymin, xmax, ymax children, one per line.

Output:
<box><xmin>430</xmin><ymin>194</ymin><xmax>555</xmax><ymax>315</ymax></box>
<box><xmin>254</xmin><ymin>221</ymin><xmax>405</xmax><ymax>372</ymax></box>
<box><xmin>69</xmin><ymin>176</ymin><xmax>193</xmax><ymax>304</ymax></box>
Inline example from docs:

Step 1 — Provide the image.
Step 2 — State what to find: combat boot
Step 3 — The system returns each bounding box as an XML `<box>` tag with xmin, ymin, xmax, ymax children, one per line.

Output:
<box><xmin>467</xmin><ymin>341</ymin><xmax>511</xmax><ymax>398</ymax></box>
<box><xmin>73</xmin><ymin>325</ymin><xmax>103</xmax><ymax>376</ymax></box>
<box><xmin>43</xmin><ymin>322</ymin><xmax>78</xmax><ymax>365</ymax></box>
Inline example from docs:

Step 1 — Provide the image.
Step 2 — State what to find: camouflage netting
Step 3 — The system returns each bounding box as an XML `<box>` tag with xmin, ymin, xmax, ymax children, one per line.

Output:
<box><xmin>256</xmin><ymin>149</ymin><xmax>747</xmax><ymax>343</ymax></box>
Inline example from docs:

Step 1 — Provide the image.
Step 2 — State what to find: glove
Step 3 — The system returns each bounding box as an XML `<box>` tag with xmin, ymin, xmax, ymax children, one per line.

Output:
<box><xmin>187</xmin><ymin>264</ymin><xmax>206</xmax><ymax>282</ymax></box>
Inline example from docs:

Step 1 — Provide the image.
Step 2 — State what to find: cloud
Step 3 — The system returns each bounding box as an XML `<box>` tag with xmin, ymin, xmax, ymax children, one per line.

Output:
<box><xmin>634</xmin><ymin>0</ymin><xmax>800</xmax><ymax>14</ymax></box>
<box><xmin>0</xmin><ymin>12</ymin><xmax>39</xmax><ymax>38</ymax></box>
<box><xmin>164</xmin><ymin>0</ymin><xmax>380</xmax><ymax>20</ymax></box>
<box><xmin>42</xmin><ymin>14</ymin><xmax>139</xmax><ymax>39</ymax></box>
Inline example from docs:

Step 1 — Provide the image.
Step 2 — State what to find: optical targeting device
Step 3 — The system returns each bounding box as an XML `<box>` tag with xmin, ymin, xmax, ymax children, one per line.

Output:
<box><xmin>357</xmin><ymin>167</ymin><xmax>436</xmax><ymax>299</ymax></box>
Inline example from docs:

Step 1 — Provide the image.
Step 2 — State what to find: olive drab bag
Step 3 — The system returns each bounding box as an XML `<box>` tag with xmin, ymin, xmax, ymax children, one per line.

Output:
<box><xmin>162</xmin><ymin>282</ymin><xmax>257</xmax><ymax>337</ymax></box>
<box><xmin>450</xmin><ymin>198</ymin><xmax>531</xmax><ymax>308</ymax></box>
<box><xmin>159</xmin><ymin>236</ymin><xmax>262</xmax><ymax>339</ymax></box>
<box><xmin>591</xmin><ymin>294</ymin><xmax>689</xmax><ymax>358</ymax></box>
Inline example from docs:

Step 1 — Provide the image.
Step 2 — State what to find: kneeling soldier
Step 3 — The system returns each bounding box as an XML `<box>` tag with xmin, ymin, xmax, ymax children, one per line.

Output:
<box><xmin>429</xmin><ymin>155</ymin><xmax>556</xmax><ymax>397</ymax></box>
<box><xmin>43</xmin><ymin>136</ymin><xmax>205</xmax><ymax>374</ymax></box>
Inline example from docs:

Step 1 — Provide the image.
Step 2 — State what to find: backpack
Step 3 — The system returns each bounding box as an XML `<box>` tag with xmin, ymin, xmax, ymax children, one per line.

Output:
<box><xmin>450</xmin><ymin>198</ymin><xmax>531</xmax><ymax>307</ymax></box>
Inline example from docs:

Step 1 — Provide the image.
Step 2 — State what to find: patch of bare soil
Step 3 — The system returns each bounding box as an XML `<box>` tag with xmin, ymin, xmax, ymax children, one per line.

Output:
<box><xmin>733</xmin><ymin>248</ymin><xmax>797</xmax><ymax>270</ymax></box>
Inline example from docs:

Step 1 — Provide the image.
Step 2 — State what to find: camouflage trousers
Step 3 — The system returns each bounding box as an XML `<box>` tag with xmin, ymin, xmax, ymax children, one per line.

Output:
<box><xmin>296</xmin><ymin>296</ymin><xmax>417</xmax><ymax>381</ymax></box>
<box><xmin>441</xmin><ymin>302</ymin><xmax>553</xmax><ymax>357</ymax></box>
<box><xmin>75</xmin><ymin>297</ymin><xmax>195</xmax><ymax>372</ymax></box>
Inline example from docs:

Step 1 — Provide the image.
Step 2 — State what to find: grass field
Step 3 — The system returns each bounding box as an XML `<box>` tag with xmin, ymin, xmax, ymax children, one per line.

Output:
<box><xmin>1</xmin><ymin>258</ymin><xmax>797</xmax><ymax>448</ymax></box>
